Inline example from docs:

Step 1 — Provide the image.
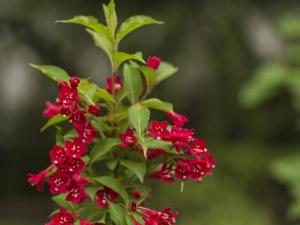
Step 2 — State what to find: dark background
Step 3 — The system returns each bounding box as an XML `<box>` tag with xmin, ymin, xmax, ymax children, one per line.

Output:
<box><xmin>1</xmin><ymin>0</ymin><xmax>300</xmax><ymax>224</ymax></box>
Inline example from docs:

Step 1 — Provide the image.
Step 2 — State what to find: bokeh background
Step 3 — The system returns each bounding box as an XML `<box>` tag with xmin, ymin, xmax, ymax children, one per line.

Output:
<box><xmin>1</xmin><ymin>0</ymin><xmax>300</xmax><ymax>224</ymax></box>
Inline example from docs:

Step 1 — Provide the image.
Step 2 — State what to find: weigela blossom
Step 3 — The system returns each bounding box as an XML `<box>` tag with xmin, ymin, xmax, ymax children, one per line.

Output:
<box><xmin>43</xmin><ymin>101</ymin><xmax>61</xmax><ymax>119</ymax></box>
<box><xmin>174</xmin><ymin>160</ymin><xmax>190</xmax><ymax>180</ymax></box>
<box><xmin>96</xmin><ymin>187</ymin><xmax>118</xmax><ymax>208</ymax></box>
<box><xmin>119</xmin><ymin>129</ymin><xmax>137</xmax><ymax>148</ymax></box>
<box><xmin>68</xmin><ymin>110</ymin><xmax>88</xmax><ymax>129</ymax></box>
<box><xmin>146</xmin><ymin>149</ymin><xmax>167</xmax><ymax>160</ymax></box>
<box><xmin>147</xmin><ymin>56</ymin><xmax>161</xmax><ymax>70</ymax></box>
<box><xmin>166</xmin><ymin>112</ymin><xmax>188</xmax><ymax>127</ymax></box>
<box><xmin>106</xmin><ymin>75</ymin><xmax>122</xmax><ymax>94</ymax></box>
<box><xmin>187</xmin><ymin>138</ymin><xmax>208</xmax><ymax>157</ymax></box>
<box><xmin>66</xmin><ymin>181</ymin><xmax>88</xmax><ymax>203</ymax></box>
<box><xmin>148</xmin><ymin>121</ymin><xmax>170</xmax><ymax>140</ymax></box>
<box><xmin>57</xmin><ymin>79</ymin><xmax>79</xmax><ymax>116</ymax></box>
<box><xmin>49</xmin><ymin>145</ymin><xmax>67</xmax><ymax>165</ymax></box>
<box><xmin>140</xmin><ymin>207</ymin><xmax>178</xmax><ymax>225</ymax></box>
<box><xmin>65</xmin><ymin>139</ymin><xmax>88</xmax><ymax>159</ymax></box>
<box><xmin>88</xmin><ymin>105</ymin><xmax>101</xmax><ymax>116</ymax></box>
<box><xmin>47</xmin><ymin>173</ymin><xmax>71</xmax><ymax>194</ymax></box>
<box><xmin>47</xmin><ymin>208</ymin><xmax>75</xmax><ymax>225</ymax></box>
<box><xmin>151</xmin><ymin>163</ymin><xmax>174</xmax><ymax>184</ymax></box>
<box><xmin>76</xmin><ymin>123</ymin><xmax>96</xmax><ymax>144</ymax></box>
<box><xmin>27</xmin><ymin>166</ymin><xmax>53</xmax><ymax>191</ymax></box>
<box><xmin>80</xmin><ymin>219</ymin><xmax>94</xmax><ymax>225</ymax></box>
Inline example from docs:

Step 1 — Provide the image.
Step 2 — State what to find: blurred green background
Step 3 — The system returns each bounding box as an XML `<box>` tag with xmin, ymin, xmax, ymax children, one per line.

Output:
<box><xmin>1</xmin><ymin>0</ymin><xmax>300</xmax><ymax>224</ymax></box>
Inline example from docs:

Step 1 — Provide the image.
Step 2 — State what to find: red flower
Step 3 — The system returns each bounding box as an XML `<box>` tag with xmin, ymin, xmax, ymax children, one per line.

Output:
<box><xmin>69</xmin><ymin>110</ymin><xmax>88</xmax><ymax>129</ymax></box>
<box><xmin>66</xmin><ymin>181</ymin><xmax>88</xmax><ymax>203</ymax></box>
<box><xmin>96</xmin><ymin>187</ymin><xmax>118</xmax><ymax>208</ymax></box>
<box><xmin>65</xmin><ymin>139</ymin><xmax>88</xmax><ymax>159</ymax></box>
<box><xmin>140</xmin><ymin>207</ymin><xmax>178</xmax><ymax>225</ymax></box>
<box><xmin>119</xmin><ymin>129</ymin><xmax>137</xmax><ymax>148</ymax></box>
<box><xmin>146</xmin><ymin>149</ymin><xmax>167</xmax><ymax>160</ymax></box>
<box><xmin>148</xmin><ymin>121</ymin><xmax>170</xmax><ymax>140</ymax></box>
<box><xmin>151</xmin><ymin>163</ymin><xmax>174</xmax><ymax>184</ymax></box>
<box><xmin>147</xmin><ymin>56</ymin><xmax>161</xmax><ymax>70</ymax></box>
<box><xmin>106</xmin><ymin>75</ymin><xmax>122</xmax><ymax>94</ymax></box>
<box><xmin>65</xmin><ymin>158</ymin><xmax>85</xmax><ymax>174</ymax></box>
<box><xmin>27</xmin><ymin>166</ymin><xmax>53</xmax><ymax>191</ymax></box>
<box><xmin>47</xmin><ymin>173</ymin><xmax>71</xmax><ymax>194</ymax></box>
<box><xmin>43</xmin><ymin>101</ymin><xmax>61</xmax><ymax>119</ymax></box>
<box><xmin>187</xmin><ymin>138</ymin><xmax>208</xmax><ymax>157</ymax></box>
<box><xmin>76</xmin><ymin>123</ymin><xmax>96</xmax><ymax>144</ymax></box>
<box><xmin>170</xmin><ymin>126</ymin><xmax>194</xmax><ymax>150</ymax></box>
<box><xmin>69</xmin><ymin>76</ymin><xmax>80</xmax><ymax>88</ymax></box>
<box><xmin>188</xmin><ymin>159</ymin><xmax>208</xmax><ymax>181</ymax></box>
<box><xmin>175</xmin><ymin>161</ymin><xmax>190</xmax><ymax>180</ymax></box>
<box><xmin>49</xmin><ymin>146</ymin><xmax>67</xmax><ymax>165</ymax></box>
<box><xmin>88</xmin><ymin>105</ymin><xmax>101</xmax><ymax>116</ymax></box>
<box><xmin>57</xmin><ymin>81</ymin><xmax>79</xmax><ymax>116</ymax></box>
<box><xmin>72</xmin><ymin>175</ymin><xmax>90</xmax><ymax>187</ymax></box>
<box><xmin>166</xmin><ymin>112</ymin><xmax>188</xmax><ymax>127</ymax></box>
<box><xmin>49</xmin><ymin>208</ymin><xmax>75</xmax><ymax>225</ymax></box>
<box><xmin>80</xmin><ymin>219</ymin><xmax>94</xmax><ymax>225</ymax></box>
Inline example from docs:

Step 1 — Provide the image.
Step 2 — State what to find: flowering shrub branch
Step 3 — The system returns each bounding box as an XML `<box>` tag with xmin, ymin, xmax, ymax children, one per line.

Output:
<box><xmin>28</xmin><ymin>1</ymin><xmax>216</xmax><ymax>224</ymax></box>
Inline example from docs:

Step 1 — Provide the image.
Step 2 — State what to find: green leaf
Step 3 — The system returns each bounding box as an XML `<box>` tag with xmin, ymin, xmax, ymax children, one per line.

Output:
<box><xmin>41</xmin><ymin>114</ymin><xmax>68</xmax><ymax>132</ymax></box>
<box><xmin>57</xmin><ymin>16</ymin><xmax>111</xmax><ymax>39</ymax></box>
<box><xmin>56</xmin><ymin>126</ymin><xmax>64</xmax><ymax>146</ymax></box>
<box><xmin>95</xmin><ymin>88</ymin><xmax>114</xmax><ymax>103</ymax></box>
<box><xmin>142</xmin><ymin>137</ymin><xmax>173</xmax><ymax>151</ymax></box>
<box><xmin>128</xmin><ymin>104</ymin><xmax>150</xmax><ymax>137</ymax></box>
<box><xmin>113</xmin><ymin>52</ymin><xmax>145</xmax><ymax>72</ymax></box>
<box><xmin>52</xmin><ymin>194</ymin><xmax>75</xmax><ymax>210</ymax></box>
<box><xmin>91</xmin><ymin>176</ymin><xmax>129</xmax><ymax>205</ymax></box>
<box><xmin>103</xmin><ymin>0</ymin><xmax>118</xmax><ymax>37</ymax></box>
<box><xmin>30</xmin><ymin>64</ymin><xmax>69</xmax><ymax>82</ymax></box>
<box><xmin>139</xmin><ymin>66</ymin><xmax>155</xmax><ymax>89</ymax></box>
<box><xmin>117</xmin><ymin>15</ymin><xmax>163</xmax><ymax>43</ymax></box>
<box><xmin>124</xmin><ymin>64</ymin><xmax>143</xmax><ymax>104</ymax></box>
<box><xmin>141</xmin><ymin>98</ymin><xmax>173</xmax><ymax>112</ymax></box>
<box><xmin>120</xmin><ymin>159</ymin><xmax>146</xmax><ymax>182</ymax></box>
<box><xmin>90</xmin><ymin>138</ymin><xmax>120</xmax><ymax>164</ymax></box>
<box><xmin>132</xmin><ymin>213</ymin><xmax>145</xmax><ymax>225</ymax></box>
<box><xmin>109</xmin><ymin>203</ymin><xmax>125</xmax><ymax>225</ymax></box>
<box><xmin>78</xmin><ymin>201</ymin><xmax>106</xmax><ymax>221</ymax></box>
<box><xmin>125</xmin><ymin>214</ymin><xmax>135</xmax><ymax>225</ymax></box>
<box><xmin>86</xmin><ymin>29</ymin><xmax>114</xmax><ymax>63</ymax></box>
<box><xmin>154</xmin><ymin>62</ymin><xmax>178</xmax><ymax>85</ymax></box>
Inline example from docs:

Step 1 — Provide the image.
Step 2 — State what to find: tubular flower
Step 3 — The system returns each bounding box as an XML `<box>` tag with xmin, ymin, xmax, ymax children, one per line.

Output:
<box><xmin>96</xmin><ymin>187</ymin><xmax>119</xmax><ymax>208</ymax></box>
<box><xmin>106</xmin><ymin>75</ymin><xmax>123</xmax><ymax>94</ymax></box>
<box><xmin>47</xmin><ymin>208</ymin><xmax>75</xmax><ymax>225</ymax></box>
<box><xmin>43</xmin><ymin>101</ymin><xmax>61</xmax><ymax>119</ymax></box>
<box><xmin>27</xmin><ymin>166</ymin><xmax>53</xmax><ymax>191</ymax></box>
<box><xmin>166</xmin><ymin>112</ymin><xmax>188</xmax><ymax>127</ymax></box>
<box><xmin>148</xmin><ymin>121</ymin><xmax>170</xmax><ymax>140</ymax></box>
<box><xmin>139</xmin><ymin>207</ymin><xmax>178</xmax><ymax>225</ymax></box>
<box><xmin>119</xmin><ymin>129</ymin><xmax>137</xmax><ymax>148</ymax></box>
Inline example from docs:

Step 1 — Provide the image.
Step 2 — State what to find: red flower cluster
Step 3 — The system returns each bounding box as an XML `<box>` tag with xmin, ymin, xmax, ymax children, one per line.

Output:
<box><xmin>46</xmin><ymin>208</ymin><xmax>102</xmax><ymax>225</ymax></box>
<box><xmin>148</xmin><ymin>112</ymin><xmax>215</xmax><ymax>183</ymax></box>
<box><xmin>138</xmin><ymin>207</ymin><xmax>178</xmax><ymax>225</ymax></box>
<box><xmin>28</xmin><ymin>77</ymin><xmax>98</xmax><ymax>204</ymax></box>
